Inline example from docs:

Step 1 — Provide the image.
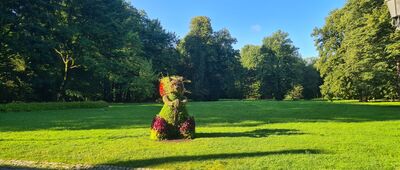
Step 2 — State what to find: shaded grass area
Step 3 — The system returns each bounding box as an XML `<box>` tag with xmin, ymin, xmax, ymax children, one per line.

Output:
<box><xmin>196</xmin><ymin>128</ymin><xmax>304</xmax><ymax>138</ymax></box>
<box><xmin>107</xmin><ymin>149</ymin><xmax>323</xmax><ymax>168</ymax></box>
<box><xmin>0</xmin><ymin>101</ymin><xmax>108</xmax><ymax>112</ymax></box>
<box><xmin>1</xmin><ymin>100</ymin><xmax>399</xmax><ymax>131</ymax></box>
<box><xmin>0</xmin><ymin>165</ymin><xmax>43</xmax><ymax>170</ymax></box>
<box><xmin>0</xmin><ymin>149</ymin><xmax>321</xmax><ymax>169</ymax></box>
<box><xmin>0</xmin><ymin>100</ymin><xmax>399</xmax><ymax>169</ymax></box>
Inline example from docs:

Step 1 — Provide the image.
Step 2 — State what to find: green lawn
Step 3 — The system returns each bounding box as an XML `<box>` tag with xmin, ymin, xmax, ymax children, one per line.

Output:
<box><xmin>0</xmin><ymin>100</ymin><xmax>399</xmax><ymax>169</ymax></box>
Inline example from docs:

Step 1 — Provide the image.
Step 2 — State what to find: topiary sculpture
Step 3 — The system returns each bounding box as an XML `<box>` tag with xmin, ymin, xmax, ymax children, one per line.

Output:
<box><xmin>150</xmin><ymin>76</ymin><xmax>195</xmax><ymax>140</ymax></box>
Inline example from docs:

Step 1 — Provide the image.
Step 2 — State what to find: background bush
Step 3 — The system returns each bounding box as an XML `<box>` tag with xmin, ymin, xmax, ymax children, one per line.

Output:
<box><xmin>285</xmin><ymin>85</ymin><xmax>304</xmax><ymax>101</ymax></box>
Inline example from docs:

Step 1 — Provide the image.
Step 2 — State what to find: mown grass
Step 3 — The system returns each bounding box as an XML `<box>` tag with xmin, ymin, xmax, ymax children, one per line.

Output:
<box><xmin>0</xmin><ymin>101</ymin><xmax>108</xmax><ymax>112</ymax></box>
<box><xmin>0</xmin><ymin>100</ymin><xmax>399</xmax><ymax>169</ymax></box>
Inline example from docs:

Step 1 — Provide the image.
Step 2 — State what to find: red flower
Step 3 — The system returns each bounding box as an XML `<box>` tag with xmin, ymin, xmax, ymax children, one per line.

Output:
<box><xmin>159</xmin><ymin>82</ymin><xmax>166</xmax><ymax>97</ymax></box>
<box><xmin>151</xmin><ymin>116</ymin><xmax>167</xmax><ymax>133</ymax></box>
<box><xmin>179</xmin><ymin>117</ymin><xmax>195</xmax><ymax>134</ymax></box>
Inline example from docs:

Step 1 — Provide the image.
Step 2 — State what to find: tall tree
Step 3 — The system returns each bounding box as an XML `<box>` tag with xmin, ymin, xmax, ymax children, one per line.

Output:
<box><xmin>240</xmin><ymin>45</ymin><xmax>263</xmax><ymax>99</ymax></box>
<box><xmin>0</xmin><ymin>0</ymin><xmax>61</xmax><ymax>102</ymax></box>
<box><xmin>261</xmin><ymin>30</ymin><xmax>304</xmax><ymax>100</ymax></box>
<box><xmin>178</xmin><ymin>16</ymin><xmax>216</xmax><ymax>100</ymax></box>
<box><xmin>138</xmin><ymin>12</ymin><xmax>180</xmax><ymax>75</ymax></box>
<box><xmin>212</xmin><ymin>29</ymin><xmax>242</xmax><ymax>99</ymax></box>
<box><xmin>302</xmin><ymin>58</ymin><xmax>322</xmax><ymax>99</ymax></box>
<box><xmin>178</xmin><ymin>16</ymin><xmax>242</xmax><ymax>100</ymax></box>
<box><xmin>313</xmin><ymin>0</ymin><xmax>399</xmax><ymax>101</ymax></box>
<box><xmin>240</xmin><ymin>31</ymin><xmax>307</xmax><ymax>100</ymax></box>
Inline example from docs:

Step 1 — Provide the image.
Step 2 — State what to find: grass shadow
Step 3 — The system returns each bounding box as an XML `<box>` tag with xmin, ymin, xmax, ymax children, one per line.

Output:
<box><xmin>0</xmin><ymin>104</ymin><xmax>159</xmax><ymax>132</ymax></box>
<box><xmin>104</xmin><ymin>149</ymin><xmax>323</xmax><ymax>168</ymax></box>
<box><xmin>1</xmin><ymin>101</ymin><xmax>400</xmax><ymax>132</ymax></box>
<box><xmin>0</xmin><ymin>165</ymin><xmax>48</xmax><ymax>170</ymax></box>
<box><xmin>0</xmin><ymin>134</ymin><xmax>144</xmax><ymax>142</ymax></box>
<box><xmin>197</xmin><ymin>128</ymin><xmax>303</xmax><ymax>138</ymax></box>
<box><xmin>194</xmin><ymin>101</ymin><xmax>400</xmax><ymax>127</ymax></box>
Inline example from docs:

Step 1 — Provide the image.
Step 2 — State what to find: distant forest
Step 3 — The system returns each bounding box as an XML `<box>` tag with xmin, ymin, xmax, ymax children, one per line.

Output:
<box><xmin>0</xmin><ymin>0</ymin><xmax>399</xmax><ymax>103</ymax></box>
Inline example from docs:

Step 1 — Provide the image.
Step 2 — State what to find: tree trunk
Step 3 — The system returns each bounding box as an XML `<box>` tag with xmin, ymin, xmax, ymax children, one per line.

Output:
<box><xmin>359</xmin><ymin>89</ymin><xmax>368</xmax><ymax>102</ymax></box>
<box><xmin>57</xmin><ymin>62</ymin><xmax>68</xmax><ymax>101</ymax></box>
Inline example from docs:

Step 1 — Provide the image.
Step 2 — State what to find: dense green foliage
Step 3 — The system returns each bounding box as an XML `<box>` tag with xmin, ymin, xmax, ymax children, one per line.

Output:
<box><xmin>2</xmin><ymin>0</ymin><xmax>398</xmax><ymax>103</ymax></box>
<box><xmin>178</xmin><ymin>17</ymin><xmax>243</xmax><ymax>101</ymax></box>
<box><xmin>313</xmin><ymin>0</ymin><xmax>400</xmax><ymax>101</ymax></box>
<box><xmin>1</xmin><ymin>2</ymin><xmax>309</xmax><ymax>103</ymax></box>
<box><xmin>285</xmin><ymin>84</ymin><xmax>304</xmax><ymax>100</ymax></box>
<box><xmin>0</xmin><ymin>101</ymin><xmax>108</xmax><ymax>112</ymax></box>
<box><xmin>0</xmin><ymin>100</ymin><xmax>399</xmax><ymax>169</ymax></box>
<box><xmin>0</xmin><ymin>0</ymin><xmax>178</xmax><ymax>103</ymax></box>
<box><xmin>240</xmin><ymin>31</ymin><xmax>322</xmax><ymax>100</ymax></box>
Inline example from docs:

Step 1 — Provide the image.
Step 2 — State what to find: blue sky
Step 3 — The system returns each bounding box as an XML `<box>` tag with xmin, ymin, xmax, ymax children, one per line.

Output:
<box><xmin>130</xmin><ymin>0</ymin><xmax>346</xmax><ymax>58</ymax></box>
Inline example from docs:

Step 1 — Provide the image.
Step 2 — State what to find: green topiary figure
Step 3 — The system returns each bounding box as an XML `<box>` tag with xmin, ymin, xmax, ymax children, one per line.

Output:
<box><xmin>150</xmin><ymin>76</ymin><xmax>195</xmax><ymax>140</ymax></box>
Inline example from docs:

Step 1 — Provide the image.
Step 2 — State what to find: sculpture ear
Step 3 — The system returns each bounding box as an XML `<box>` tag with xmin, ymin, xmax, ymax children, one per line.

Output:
<box><xmin>158</xmin><ymin>72</ymin><xmax>164</xmax><ymax>79</ymax></box>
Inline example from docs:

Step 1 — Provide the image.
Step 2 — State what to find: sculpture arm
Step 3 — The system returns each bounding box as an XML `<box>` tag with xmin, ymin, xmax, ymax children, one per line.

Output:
<box><xmin>162</xmin><ymin>95</ymin><xmax>174</xmax><ymax>106</ymax></box>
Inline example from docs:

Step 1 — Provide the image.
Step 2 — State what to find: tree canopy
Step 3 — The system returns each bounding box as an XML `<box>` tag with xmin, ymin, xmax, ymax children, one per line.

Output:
<box><xmin>3</xmin><ymin>0</ymin><xmax>397</xmax><ymax>103</ymax></box>
<box><xmin>313</xmin><ymin>0</ymin><xmax>400</xmax><ymax>101</ymax></box>
<box><xmin>0</xmin><ymin>0</ymin><xmax>177</xmax><ymax>102</ymax></box>
<box><xmin>178</xmin><ymin>16</ymin><xmax>242</xmax><ymax>101</ymax></box>
<box><xmin>240</xmin><ymin>31</ymin><xmax>321</xmax><ymax>100</ymax></box>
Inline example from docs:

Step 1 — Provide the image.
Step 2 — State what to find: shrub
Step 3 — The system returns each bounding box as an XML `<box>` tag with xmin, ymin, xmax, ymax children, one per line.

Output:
<box><xmin>285</xmin><ymin>85</ymin><xmax>304</xmax><ymax>101</ymax></box>
<box><xmin>245</xmin><ymin>81</ymin><xmax>262</xmax><ymax>99</ymax></box>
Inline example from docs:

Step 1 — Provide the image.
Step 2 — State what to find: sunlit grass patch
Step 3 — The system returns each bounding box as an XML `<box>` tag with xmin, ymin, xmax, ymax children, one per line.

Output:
<box><xmin>0</xmin><ymin>100</ymin><xmax>399</xmax><ymax>169</ymax></box>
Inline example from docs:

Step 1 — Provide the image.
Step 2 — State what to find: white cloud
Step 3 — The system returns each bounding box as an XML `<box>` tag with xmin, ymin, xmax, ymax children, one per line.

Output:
<box><xmin>251</xmin><ymin>24</ymin><xmax>262</xmax><ymax>32</ymax></box>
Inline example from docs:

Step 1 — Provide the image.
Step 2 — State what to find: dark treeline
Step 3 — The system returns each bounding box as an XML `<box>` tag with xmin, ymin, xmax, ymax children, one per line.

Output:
<box><xmin>1</xmin><ymin>0</ymin><xmax>398</xmax><ymax>103</ymax></box>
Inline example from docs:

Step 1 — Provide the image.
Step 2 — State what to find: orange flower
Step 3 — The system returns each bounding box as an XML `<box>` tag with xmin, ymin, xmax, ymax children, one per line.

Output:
<box><xmin>159</xmin><ymin>82</ymin><xmax>166</xmax><ymax>97</ymax></box>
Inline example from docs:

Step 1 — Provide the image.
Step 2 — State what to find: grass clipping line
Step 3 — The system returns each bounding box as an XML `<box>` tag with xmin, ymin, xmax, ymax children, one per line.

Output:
<box><xmin>0</xmin><ymin>160</ymin><xmax>141</xmax><ymax>170</ymax></box>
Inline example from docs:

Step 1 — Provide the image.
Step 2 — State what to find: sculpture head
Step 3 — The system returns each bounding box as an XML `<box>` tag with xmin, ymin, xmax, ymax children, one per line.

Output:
<box><xmin>159</xmin><ymin>76</ymin><xmax>190</xmax><ymax>97</ymax></box>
